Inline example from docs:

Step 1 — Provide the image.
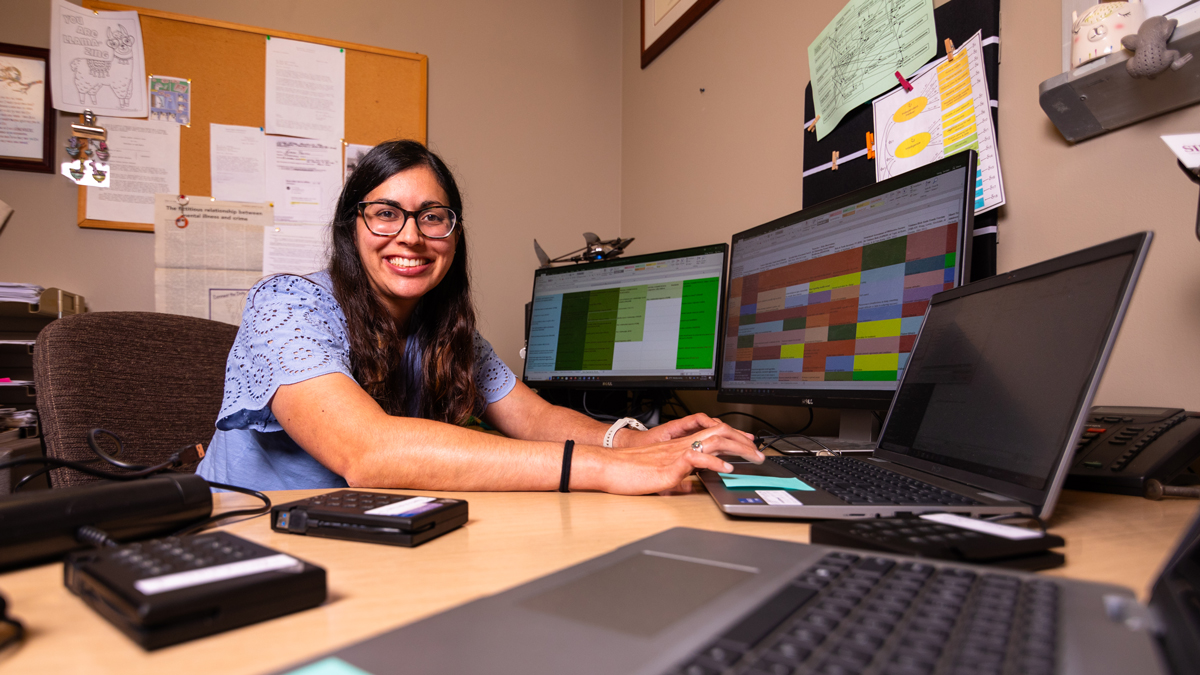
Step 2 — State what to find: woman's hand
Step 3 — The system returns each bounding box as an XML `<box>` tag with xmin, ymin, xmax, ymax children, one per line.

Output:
<box><xmin>617</xmin><ymin>414</ymin><xmax>760</xmax><ymax>455</ymax></box>
<box><xmin>575</xmin><ymin>419</ymin><xmax>764</xmax><ymax>495</ymax></box>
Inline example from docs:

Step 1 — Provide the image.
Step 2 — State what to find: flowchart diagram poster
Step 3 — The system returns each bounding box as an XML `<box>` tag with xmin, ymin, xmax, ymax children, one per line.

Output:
<box><xmin>808</xmin><ymin>0</ymin><xmax>937</xmax><ymax>140</ymax></box>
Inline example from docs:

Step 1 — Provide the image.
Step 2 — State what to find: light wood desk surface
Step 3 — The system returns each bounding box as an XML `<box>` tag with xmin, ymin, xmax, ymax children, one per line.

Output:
<box><xmin>1</xmin><ymin>482</ymin><xmax>1195</xmax><ymax>675</ymax></box>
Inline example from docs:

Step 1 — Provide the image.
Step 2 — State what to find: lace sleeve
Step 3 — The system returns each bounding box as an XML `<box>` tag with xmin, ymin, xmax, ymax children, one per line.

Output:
<box><xmin>473</xmin><ymin>332</ymin><xmax>516</xmax><ymax>408</ymax></box>
<box><xmin>216</xmin><ymin>273</ymin><xmax>354</xmax><ymax>432</ymax></box>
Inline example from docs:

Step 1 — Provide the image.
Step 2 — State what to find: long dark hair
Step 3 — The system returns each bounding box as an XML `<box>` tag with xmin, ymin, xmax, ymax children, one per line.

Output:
<box><xmin>329</xmin><ymin>140</ymin><xmax>478</xmax><ymax>424</ymax></box>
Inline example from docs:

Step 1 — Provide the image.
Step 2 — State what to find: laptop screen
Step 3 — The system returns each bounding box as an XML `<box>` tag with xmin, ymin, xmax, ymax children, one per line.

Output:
<box><xmin>876</xmin><ymin>235</ymin><xmax>1148</xmax><ymax>508</ymax></box>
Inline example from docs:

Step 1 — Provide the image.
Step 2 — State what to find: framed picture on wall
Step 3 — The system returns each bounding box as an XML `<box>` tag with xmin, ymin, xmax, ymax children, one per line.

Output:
<box><xmin>641</xmin><ymin>0</ymin><xmax>721</xmax><ymax>68</ymax></box>
<box><xmin>0</xmin><ymin>43</ymin><xmax>54</xmax><ymax>174</ymax></box>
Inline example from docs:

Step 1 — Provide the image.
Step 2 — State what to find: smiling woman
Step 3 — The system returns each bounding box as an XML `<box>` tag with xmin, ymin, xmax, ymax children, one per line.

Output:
<box><xmin>195</xmin><ymin>140</ymin><xmax>763</xmax><ymax>495</ymax></box>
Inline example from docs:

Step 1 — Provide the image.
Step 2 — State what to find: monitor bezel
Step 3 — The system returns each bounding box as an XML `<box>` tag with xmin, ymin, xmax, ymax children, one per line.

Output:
<box><xmin>716</xmin><ymin>151</ymin><xmax>978</xmax><ymax>409</ymax></box>
<box><xmin>522</xmin><ymin>243</ymin><xmax>729</xmax><ymax>390</ymax></box>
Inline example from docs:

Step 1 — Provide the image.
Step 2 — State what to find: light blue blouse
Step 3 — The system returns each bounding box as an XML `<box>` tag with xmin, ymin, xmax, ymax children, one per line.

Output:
<box><xmin>195</xmin><ymin>271</ymin><xmax>516</xmax><ymax>491</ymax></box>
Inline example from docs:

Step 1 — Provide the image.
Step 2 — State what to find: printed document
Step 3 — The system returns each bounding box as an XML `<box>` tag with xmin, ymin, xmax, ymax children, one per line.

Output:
<box><xmin>872</xmin><ymin>32</ymin><xmax>1005</xmax><ymax>214</ymax></box>
<box><xmin>210</xmin><ymin>124</ymin><xmax>267</xmax><ymax>203</ymax></box>
<box><xmin>155</xmin><ymin>268</ymin><xmax>262</xmax><ymax>326</ymax></box>
<box><xmin>808</xmin><ymin>0</ymin><xmax>936</xmax><ymax>140</ymax></box>
<box><xmin>153</xmin><ymin>194</ymin><xmax>269</xmax><ymax>271</ymax></box>
<box><xmin>86</xmin><ymin>117</ymin><xmax>179</xmax><ymax>224</ymax></box>
<box><xmin>266</xmin><ymin>137</ymin><xmax>342</xmax><ymax>225</ymax></box>
<box><xmin>49</xmin><ymin>0</ymin><xmax>147</xmax><ymax>116</ymax></box>
<box><xmin>265</xmin><ymin>37</ymin><xmax>345</xmax><ymax>140</ymax></box>
<box><xmin>263</xmin><ymin>224</ymin><xmax>329</xmax><ymax>277</ymax></box>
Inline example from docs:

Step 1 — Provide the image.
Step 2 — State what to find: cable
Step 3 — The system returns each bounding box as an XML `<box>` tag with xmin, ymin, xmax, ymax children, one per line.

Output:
<box><xmin>75</xmin><ymin>524</ymin><xmax>119</xmax><ymax>548</ymax></box>
<box><xmin>581</xmin><ymin>391</ymin><xmax>620</xmax><ymax>422</ymax></box>
<box><xmin>714</xmin><ymin>411</ymin><xmax>784</xmax><ymax>435</ymax></box>
<box><xmin>172</xmin><ymin>481</ymin><xmax>272</xmax><ymax>536</ymax></box>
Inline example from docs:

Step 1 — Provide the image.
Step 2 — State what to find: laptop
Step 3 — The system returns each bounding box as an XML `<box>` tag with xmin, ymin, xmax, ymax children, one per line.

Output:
<box><xmin>699</xmin><ymin>232</ymin><xmax>1153</xmax><ymax>520</ymax></box>
<box><xmin>270</xmin><ymin>515</ymin><xmax>1200</xmax><ymax>675</ymax></box>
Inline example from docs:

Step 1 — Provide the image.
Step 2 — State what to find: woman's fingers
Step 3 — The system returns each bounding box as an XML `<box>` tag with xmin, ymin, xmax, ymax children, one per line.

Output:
<box><xmin>688</xmin><ymin>427</ymin><xmax>764</xmax><ymax>463</ymax></box>
<box><xmin>684</xmin><ymin>448</ymin><xmax>734</xmax><ymax>474</ymax></box>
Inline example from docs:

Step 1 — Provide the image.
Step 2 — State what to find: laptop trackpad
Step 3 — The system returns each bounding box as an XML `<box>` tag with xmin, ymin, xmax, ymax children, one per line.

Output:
<box><xmin>520</xmin><ymin>552</ymin><xmax>756</xmax><ymax>637</ymax></box>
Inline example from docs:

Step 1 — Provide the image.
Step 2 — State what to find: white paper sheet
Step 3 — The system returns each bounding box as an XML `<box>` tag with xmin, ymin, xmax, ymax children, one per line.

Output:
<box><xmin>153</xmin><ymin>194</ymin><xmax>269</xmax><ymax>270</ymax></box>
<box><xmin>154</xmin><ymin>268</ymin><xmax>262</xmax><ymax>326</ymax></box>
<box><xmin>0</xmin><ymin>54</ymin><xmax>46</xmax><ymax>160</ymax></box>
<box><xmin>85</xmin><ymin>117</ymin><xmax>180</xmax><ymax>224</ymax></box>
<box><xmin>49</xmin><ymin>0</ymin><xmax>147</xmax><ymax>116</ymax></box>
<box><xmin>1161</xmin><ymin>134</ymin><xmax>1200</xmax><ymax>169</ymax></box>
<box><xmin>265</xmin><ymin>37</ymin><xmax>345</xmax><ymax>140</ymax></box>
<box><xmin>872</xmin><ymin>32</ymin><xmax>1005</xmax><ymax>214</ymax></box>
<box><xmin>344</xmin><ymin>143</ymin><xmax>373</xmax><ymax>182</ymax></box>
<box><xmin>266</xmin><ymin>137</ymin><xmax>341</xmax><ymax>224</ymax></box>
<box><xmin>210</xmin><ymin>124</ymin><xmax>266</xmax><ymax>203</ymax></box>
<box><xmin>263</xmin><ymin>224</ymin><xmax>330</xmax><ymax>276</ymax></box>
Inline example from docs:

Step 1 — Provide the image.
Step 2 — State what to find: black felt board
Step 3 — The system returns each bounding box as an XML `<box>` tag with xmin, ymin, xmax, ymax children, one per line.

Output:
<box><xmin>801</xmin><ymin>0</ymin><xmax>1000</xmax><ymax>279</ymax></box>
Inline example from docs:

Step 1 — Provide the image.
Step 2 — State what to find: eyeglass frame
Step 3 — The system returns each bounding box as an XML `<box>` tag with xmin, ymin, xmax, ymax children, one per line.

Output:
<box><xmin>356</xmin><ymin>200</ymin><xmax>460</xmax><ymax>239</ymax></box>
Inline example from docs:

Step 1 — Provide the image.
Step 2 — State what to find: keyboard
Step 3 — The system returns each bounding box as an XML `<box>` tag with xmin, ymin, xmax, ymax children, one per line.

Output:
<box><xmin>665</xmin><ymin>551</ymin><xmax>1058</xmax><ymax>675</ymax></box>
<box><xmin>772</xmin><ymin>457</ymin><xmax>982</xmax><ymax>507</ymax></box>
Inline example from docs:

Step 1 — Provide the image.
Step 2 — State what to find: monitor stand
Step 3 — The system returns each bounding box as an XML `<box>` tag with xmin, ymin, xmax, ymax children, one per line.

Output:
<box><xmin>812</xmin><ymin>409</ymin><xmax>880</xmax><ymax>453</ymax></box>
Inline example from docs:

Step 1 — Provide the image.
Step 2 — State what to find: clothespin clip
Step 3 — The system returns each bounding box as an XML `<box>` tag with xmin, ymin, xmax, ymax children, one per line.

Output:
<box><xmin>894</xmin><ymin>71</ymin><xmax>913</xmax><ymax>92</ymax></box>
<box><xmin>831</xmin><ymin>151</ymin><xmax>840</xmax><ymax>171</ymax></box>
<box><xmin>945</xmin><ymin>38</ymin><xmax>956</xmax><ymax>61</ymax></box>
<box><xmin>866</xmin><ymin>132</ymin><xmax>875</xmax><ymax>160</ymax></box>
<box><xmin>806</xmin><ymin>115</ymin><xmax>820</xmax><ymax>133</ymax></box>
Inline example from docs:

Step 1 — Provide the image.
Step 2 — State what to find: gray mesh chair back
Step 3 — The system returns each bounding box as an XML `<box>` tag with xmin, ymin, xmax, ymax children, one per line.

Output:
<box><xmin>33</xmin><ymin>312</ymin><xmax>238</xmax><ymax>488</ymax></box>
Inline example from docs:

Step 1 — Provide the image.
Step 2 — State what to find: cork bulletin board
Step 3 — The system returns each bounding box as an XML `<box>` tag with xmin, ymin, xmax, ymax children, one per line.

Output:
<box><xmin>78</xmin><ymin>1</ymin><xmax>428</xmax><ymax>232</ymax></box>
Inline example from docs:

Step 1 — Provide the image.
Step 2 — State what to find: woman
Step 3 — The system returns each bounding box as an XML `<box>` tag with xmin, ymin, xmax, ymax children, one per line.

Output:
<box><xmin>196</xmin><ymin>140</ymin><xmax>762</xmax><ymax>493</ymax></box>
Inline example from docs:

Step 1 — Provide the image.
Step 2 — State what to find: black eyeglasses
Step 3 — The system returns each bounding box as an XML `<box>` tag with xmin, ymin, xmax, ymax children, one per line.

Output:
<box><xmin>357</xmin><ymin>201</ymin><xmax>459</xmax><ymax>239</ymax></box>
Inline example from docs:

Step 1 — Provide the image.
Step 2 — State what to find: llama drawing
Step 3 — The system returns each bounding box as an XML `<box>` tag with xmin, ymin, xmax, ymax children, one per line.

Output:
<box><xmin>69</xmin><ymin>24</ymin><xmax>136</xmax><ymax>108</ymax></box>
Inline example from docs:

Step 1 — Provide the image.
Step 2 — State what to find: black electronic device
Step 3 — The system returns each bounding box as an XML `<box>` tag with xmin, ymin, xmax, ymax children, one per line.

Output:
<box><xmin>271</xmin><ymin>490</ymin><xmax>468</xmax><ymax>547</ymax></box>
<box><xmin>65</xmin><ymin>530</ymin><xmax>326</xmax><ymax>650</ymax></box>
<box><xmin>718</xmin><ymin>152</ymin><xmax>977</xmax><ymax>444</ymax></box>
<box><xmin>1066</xmin><ymin>406</ymin><xmax>1200</xmax><ymax>496</ymax></box>
<box><xmin>0</xmin><ymin>473</ymin><xmax>212</xmax><ymax>571</ymax></box>
<box><xmin>523</xmin><ymin>243</ymin><xmax>728</xmax><ymax>390</ymax></box>
<box><xmin>810</xmin><ymin>515</ymin><xmax>1066</xmax><ymax>571</ymax></box>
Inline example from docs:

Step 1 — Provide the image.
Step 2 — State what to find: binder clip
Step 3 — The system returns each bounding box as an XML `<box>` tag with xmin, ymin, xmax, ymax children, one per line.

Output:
<box><xmin>945</xmin><ymin>38</ymin><xmax>956</xmax><ymax>61</ymax></box>
<box><xmin>894</xmin><ymin>71</ymin><xmax>913</xmax><ymax>92</ymax></box>
<box><xmin>866</xmin><ymin>132</ymin><xmax>875</xmax><ymax>160</ymax></box>
<box><xmin>806</xmin><ymin>115</ymin><xmax>820</xmax><ymax>133</ymax></box>
<box><xmin>61</xmin><ymin>110</ymin><xmax>111</xmax><ymax>187</ymax></box>
<box><xmin>831</xmin><ymin>151</ymin><xmax>840</xmax><ymax>171</ymax></box>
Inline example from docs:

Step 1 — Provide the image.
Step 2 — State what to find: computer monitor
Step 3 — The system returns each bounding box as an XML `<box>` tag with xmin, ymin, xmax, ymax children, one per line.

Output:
<box><xmin>718</xmin><ymin>151</ymin><xmax>977</xmax><ymax>442</ymax></box>
<box><xmin>523</xmin><ymin>244</ymin><xmax>728</xmax><ymax>389</ymax></box>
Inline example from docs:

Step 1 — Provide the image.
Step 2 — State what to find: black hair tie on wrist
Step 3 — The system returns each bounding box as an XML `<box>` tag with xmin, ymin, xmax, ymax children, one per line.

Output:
<box><xmin>559</xmin><ymin>440</ymin><xmax>575</xmax><ymax>493</ymax></box>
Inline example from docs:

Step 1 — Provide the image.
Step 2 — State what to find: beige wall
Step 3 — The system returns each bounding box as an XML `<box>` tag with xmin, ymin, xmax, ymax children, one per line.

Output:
<box><xmin>4</xmin><ymin>0</ymin><xmax>1198</xmax><ymax>426</ymax></box>
<box><xmin>622</xmin><ymin>0</ymin><xmax>1200</xmax><ymax>428</ymax></box>
<box><xmin>0</xmin><ymin>0</ymin><xmax>622</xmax><ymax>368</ymax></box>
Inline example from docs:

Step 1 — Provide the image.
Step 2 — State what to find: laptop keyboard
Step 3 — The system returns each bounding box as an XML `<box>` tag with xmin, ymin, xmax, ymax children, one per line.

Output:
<box><xmin>665</xmin><ymin>551</ymin><xmax>1059</xmax><ymax>675</ymax></box>
<box><xmin>771</xmin><ymin>457</ymin><xmax>982</xmax><ymax>507</ymax></box>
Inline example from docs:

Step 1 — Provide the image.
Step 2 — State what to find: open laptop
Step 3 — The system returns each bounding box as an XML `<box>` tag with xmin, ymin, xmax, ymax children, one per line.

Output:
<box><xmin>270</xmin><ymin>512</ymin><xmax>1200</xmax><ymax>675</ymax></box>
<box><xmin>700</xmin><ymin>232</ymin><xmax>1152</xmax><ymax>520</ymax></box>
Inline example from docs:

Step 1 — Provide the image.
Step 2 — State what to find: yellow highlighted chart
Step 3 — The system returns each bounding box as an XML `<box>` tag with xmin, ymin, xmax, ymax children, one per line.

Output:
<box><xmin>871</xmin><ymin>30</ymin><xmax>1005</xmax><ymax>214</ymax></box>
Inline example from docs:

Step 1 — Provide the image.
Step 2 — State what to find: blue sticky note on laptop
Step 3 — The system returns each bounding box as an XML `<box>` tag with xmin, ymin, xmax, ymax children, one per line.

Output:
<box><xmin>718</xmin><ymin>473</ymin><xmax>815</xmax><ymax>491</ymax></box>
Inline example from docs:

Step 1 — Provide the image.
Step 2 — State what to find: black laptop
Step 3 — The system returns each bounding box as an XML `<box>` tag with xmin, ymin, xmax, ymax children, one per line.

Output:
<box><xmin>700</xmin><ymin>232</ymin><xmax>1152</xmax><ymax>520</ymax></box>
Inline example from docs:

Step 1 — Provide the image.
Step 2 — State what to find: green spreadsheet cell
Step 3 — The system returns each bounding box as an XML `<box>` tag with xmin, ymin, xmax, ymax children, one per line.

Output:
<box><xmin>853</xmin><ymin>370</ymin><xmax>898</xmax><ymax>381</ymax></box>
<box><xmin>825</xmin><ymin>372</ymin><xmax>854</xmax><ymax>382</ymax></box>
<box><xmin>677</xmin><ymin>278</ymin><xmax>719</xmax><ymax>369</ymax></box>
<box><xmin>828</xmin><ymin>323</ymin><xmax>857</xmax><ymax>342</ymax></box>
<box><xmin>554</xmin><ymin>291</ymin><xmax>591</xmax><ymax>370</ymax></box>
<box><xmin>614</xmin><ymin>285</ymin><xmax>648</xmax><ymax>343</ymax></box>
<box><xmin>862</xmin><ymin>236</ymin><xmax>907</xmax><ymax>270</ymax></box>
<box><xmin>740</xmin><ymin>313</ymin><xmax>757</xmax><ymax>326</ymax></box>
<box><xmin>581</xmin><ymin>288</ymin><xmax>619</xmax><ymax>369</ymax></box>
<box><xmin>738</xmin><ymin>334</ymin><xmax>755</xmax><ymax>349</ymax></box>
<box><xmin>944</xmin><ymin>252</ymin><xmax>956</xmax><ymax>268</ymax></box>
<box><xmin>646</xmin><ymin>281</ymin><xmax>683</xmax><ymax>301</ymax></box>
<box><xmin>782</xmin><ymin>317</ymin><xmax>806</xmax><ymax>331</ymax></box>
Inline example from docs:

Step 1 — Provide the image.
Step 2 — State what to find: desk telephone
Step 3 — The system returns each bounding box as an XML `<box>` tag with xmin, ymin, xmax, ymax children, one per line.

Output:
<box><xmin>1065</xmin><ymin>406</ymin><xmax>1200</xmax><ymax>496</ymax></box>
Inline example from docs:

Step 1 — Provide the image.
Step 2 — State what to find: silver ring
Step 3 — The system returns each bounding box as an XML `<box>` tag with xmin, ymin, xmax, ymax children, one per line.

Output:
<box><xmin>691</xmin><ymin>440</ymin><xmax>704</xmax><ymax>452</ymax></box>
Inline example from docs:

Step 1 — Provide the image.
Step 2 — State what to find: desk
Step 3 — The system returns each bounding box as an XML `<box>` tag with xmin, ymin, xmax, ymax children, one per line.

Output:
<box><xmin>1</xmin><ymin>483</ymin><xmax>1196</xmax><ymax>675</ymax></box>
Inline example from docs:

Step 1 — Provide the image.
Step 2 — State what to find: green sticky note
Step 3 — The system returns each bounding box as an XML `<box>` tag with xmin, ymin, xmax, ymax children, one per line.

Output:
<box><xmin>718</xmin><ymin>473</ymin><xmax>815</xmax><ymax>491</ymax></box>
<box><xmin>282</xmin><ymin>658</ymin><xmax>374</xmax><ymax>675</ymax></box>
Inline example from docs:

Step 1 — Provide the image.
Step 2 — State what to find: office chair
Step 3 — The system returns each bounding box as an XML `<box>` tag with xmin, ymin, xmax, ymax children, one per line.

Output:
<box><xmin>33</xmin><ymin>312</ymin><xmax>238</xmax><ymax>488</ymax></box>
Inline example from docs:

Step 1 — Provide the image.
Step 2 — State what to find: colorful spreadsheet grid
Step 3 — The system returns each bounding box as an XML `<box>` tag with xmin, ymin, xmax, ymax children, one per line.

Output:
<box><xmin>724</xmin><ymin>223</ymin><xmax>958</xmax><ymax>384</ymax></box>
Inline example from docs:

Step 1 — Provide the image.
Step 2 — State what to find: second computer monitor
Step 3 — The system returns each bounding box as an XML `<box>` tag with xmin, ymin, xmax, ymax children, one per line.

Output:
<box><xmin>718</xmin><ymin>151</ymin><xmax>977</xmax><ymax>414</ymax></box>
<box><xmin>523</xmin><ymin>244</ymin><xmax>728</xmax><ymax>389</ymax></box>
